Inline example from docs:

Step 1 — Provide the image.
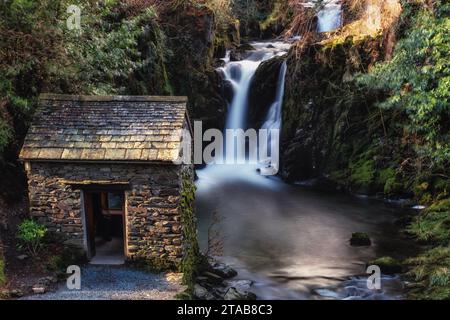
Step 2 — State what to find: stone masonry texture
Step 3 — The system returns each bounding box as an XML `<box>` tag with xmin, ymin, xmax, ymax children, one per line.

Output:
<box><xmin>25</xmin><ymin>162</ymin><xmax>193</xmax><ymax>265</ymax></box>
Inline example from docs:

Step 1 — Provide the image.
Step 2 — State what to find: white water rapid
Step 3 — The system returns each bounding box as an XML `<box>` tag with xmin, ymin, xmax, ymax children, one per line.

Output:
<box><xmin>302</xmin><ymin>0</ymin><xmax>343</xmax><ymax>33</ymax></box>
<box><xmin>317</xmin><ymin>1</ymin><xmax>343</xmax><ymax>33</ymax></box>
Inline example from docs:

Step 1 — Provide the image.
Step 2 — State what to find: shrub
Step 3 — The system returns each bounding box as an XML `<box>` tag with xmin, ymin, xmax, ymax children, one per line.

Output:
<box><xmin>16</xmin><ymin>219</ymin><xmax>47</xmax><ymax>257</ymax></box>
<box><xmin>357</xmin><ymin>0</ymin><xmax>450</xmax><ymax>167</ymax></box>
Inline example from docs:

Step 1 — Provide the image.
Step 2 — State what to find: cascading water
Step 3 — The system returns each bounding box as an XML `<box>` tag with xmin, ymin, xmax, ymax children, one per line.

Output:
<box><xmin>259</xmin><ymin>61</ymin><xmax>288</xmax><ymax>175</ymax></box>
<box><xmin>301</xmin><ymin>0</ymin><xmax>343</xmax><ymax>33</ymax></box>
<box><xmin>199</xmin><ymin>41</ymin><xmax>291</xmax><ymax>180</ymax></box>
<box><xmin>317</xmin><ymin>1</ymin><xmax>343</xmax><ymax>33</ymax></box>
<box><xmin>221</xmin><ymin>60</ymin><xmax>261</xmax><ymax>130</ymax></box>
<box><xmin>219</xmin><ymin>43</ymin><xmax>290</xmax><ymax>132</ymax></box>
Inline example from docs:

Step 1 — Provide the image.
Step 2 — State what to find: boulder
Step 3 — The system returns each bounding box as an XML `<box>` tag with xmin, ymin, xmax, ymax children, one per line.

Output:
<box><xmin>210</xmin><ymin>262</ymin><xmax>238</xmax><ymax>279</ymax></box>
<box><xmin>193</xmin><ymin>284</ymin><xmax>216</xmax><ymax>300</ymax></box>
<box><xmin>368</xmin><ymin>257</ymin><xmax>403</xmax><ymax>274</ymax></box>
<box><xmin>350</xmin><ymin>232</ymin><xmax>372</xmax><ymax>246</ymax></box>
<box><xmin>224</xmin><ymin>279</ymin><xmax>253</xmax><ymax>291</ymax></box>
<box><xmin>201</xmin><ymin>271</ymin><xmax>225</xmax><ymax>285</ymax></box>
<box><xmin>9</xmin><ymin>289</ymin><xmax>24</xmax><ymax>298</ymax></box>
<box><xmin>224</xmin><ymin>287</ymin><xmax>257</xmax><ymax>300</ymax></box>
<box><xmin>230</xmin><ymin>44</ymin><xmax>256</xmax><ymax>61</ymax></box>
<box><xmin>248</xmin><ymin>56</ymin><xmax>285</xmax><ymax>129</ymax></box>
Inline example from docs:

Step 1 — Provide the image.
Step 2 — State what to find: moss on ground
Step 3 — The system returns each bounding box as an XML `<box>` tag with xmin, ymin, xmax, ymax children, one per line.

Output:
<box><xmin>408</xmin><ymin>198</ymin><xmax>450</xmax><ymax>245</ymax></box>
<box><xmin>405</xmin><ymin>197</ymin><xmax>450</xmax><ymax>299</ymax></box>
<box><xmin>349</xmin><ymin>159</ymin><xmax>376</xmax><ymax>194</ymax></box>
<box><xmin>0</xmin><ymin>256</ymin><xmax>5</xmax><ymax>286</ymax></box>
<box><xmin>406</xmin><ymin>245</ymin><xmax>450</xmax><ymax>300</ymax></box>
<box><xmin>369</xmin><ymin>256</ymin><xmax>403</xmax><ymax>274</ymax></box>
<box><xmin>407</xmin><ymin>198</ymin><xmax>450</xmax><ymax>245</ymax></box>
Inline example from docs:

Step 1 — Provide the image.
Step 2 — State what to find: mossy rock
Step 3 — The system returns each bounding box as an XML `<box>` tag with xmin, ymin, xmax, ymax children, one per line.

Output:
<box><xmin>350</xmin><ymin>232</ymin><xmax>372</xmax><ymax>246</ymax></box>
<box><xmin>368</xmin><ymin>256</ymin><xmax>403</xmax><ymax>275</ymax></box>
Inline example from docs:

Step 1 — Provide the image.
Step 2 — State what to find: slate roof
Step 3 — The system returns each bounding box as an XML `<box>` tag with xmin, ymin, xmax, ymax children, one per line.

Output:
<box><xmin>19</xmin><ymin>94</ymin><xmax>189</xmax><ymax>163</ymax></box>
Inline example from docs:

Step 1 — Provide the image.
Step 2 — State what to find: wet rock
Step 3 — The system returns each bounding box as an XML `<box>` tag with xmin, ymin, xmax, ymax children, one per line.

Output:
<box><xmin>201</xmin><ymin>271</ymin><xmax>224</xmax><ymax>285</ymax></box>
<box><xmin>221</xmin><ymin>79</ymin><xmax>234</xmax><ymax>105</ymax></box>
<box><xmin>39</xmin><ymin>276</ymin><xmax>57</xmax><ymax>285</ymax></box>
<box><xmin>224</xmin><ymin>287</ymin><xmax>257</xmax><ymax>300</ymax></box>
<box><xmin>210</xmin><ymin>262</ymin><xmax>238</xmax><ymax>279</ymax></box>
<box><xmin>9</xmin><ymin>289</ymin><xmax>24</xmax><ymax>298</ymax></box>
<box><xmin>193</xmin><ymin>284</ymin><xmax>216</xmax><ymax>300</ymax></box>
<box><xmin>248</xmin><ymin>56</ymin><xmax>285</xmax><ymax>129</ymax></box>
<box><xmin>350</xmin><ymin>232</ymin><xmax>371</xmax><ymax>246</ymax></box>
<box><xmin>224</xmin><ymin>279</ymin><xmax>253</xmax><ymax>291</ymax></box>
<box><xmin>230</xmin><ymin>44</ymin><xmax>256</xmax><ymax>61</ymax></box>
<box><xmin>368</xmin><ymin>257</ymin><xmax>403</xmax><ymax>274</ymax></box>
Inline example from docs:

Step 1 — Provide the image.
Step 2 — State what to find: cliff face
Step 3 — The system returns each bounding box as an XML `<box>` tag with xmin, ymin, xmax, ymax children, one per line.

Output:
<box><xmin>247</xmin><ymin>56</ymin><xmax>285</xmax><ymax>129</ymax></box>
<box><xmin>280</xmin><ymin>36</ymin><xmax>385</xmax><ymax>186</ymax></box>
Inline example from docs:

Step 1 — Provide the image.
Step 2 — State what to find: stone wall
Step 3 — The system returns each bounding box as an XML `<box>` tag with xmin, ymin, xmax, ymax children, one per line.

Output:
<box><xmin>25</xmin><ymin>162</ymin><xmax>193</xmax><ymax>266</ymax></box>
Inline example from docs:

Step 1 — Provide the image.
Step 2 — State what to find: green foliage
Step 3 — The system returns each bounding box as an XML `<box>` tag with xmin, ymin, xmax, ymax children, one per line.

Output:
<box><xmin>0</xmin><ymin>0</ymin><xmax>171</xmax><ymax>149</ymax></box>
<box><xmin>406</xmin><ymin>245</ymin><xmax>450</xmax><ymax>299</ymax></box>
<box><xmin>0</xmin><ymin>120</ymin><xmax>12</xmax><ymax>154</ymax></box>
<box><xmin>45</xmin><ymin>245</ymin><xmax>86</xmax><ymax>274</ymax></box>
<box><xmin>16</xmin><ymin>219</ymin><xmax>47</xmax><ymax>257</ymax></box>
<box><xmin>408</xmin><ymin>198</ymin><xmax>450</xmax><ymax>244</ymax></box>
<box><xmin>349</xmin><ymin>152</ymin><xmax>376</xmax><ymax>194</ymax></box>
<box><xmin>232</xmin><ymin>0</ymin><xmax>277</xmax><ymax>36</ymax></box>
<box><xmin>358</xmin><ymin>1</ymin><xmax>450</xmax><ymax>167</ymax></box>
<box><xmin>62</xmin><ymin>5</ymin><xmax>160</xmax><ymax>94</ymax></box>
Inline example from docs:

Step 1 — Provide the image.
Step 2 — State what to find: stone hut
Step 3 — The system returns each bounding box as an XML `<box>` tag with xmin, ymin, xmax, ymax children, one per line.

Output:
<box><xmin>19</xmin><ymin>94</ymin><xmax>195</xmax><ymax>266</ymax></box>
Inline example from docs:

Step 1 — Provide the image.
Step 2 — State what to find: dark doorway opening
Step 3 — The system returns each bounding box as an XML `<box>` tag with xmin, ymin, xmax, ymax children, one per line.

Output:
<box><xmin>84</xmin><ymin>190</ymin><xmax>126</xmax><ymax>265</ymax></box>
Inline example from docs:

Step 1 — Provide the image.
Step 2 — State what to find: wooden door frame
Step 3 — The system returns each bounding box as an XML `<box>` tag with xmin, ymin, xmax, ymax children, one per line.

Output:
<box><xmin>81</xmin><ymin>188</ymin><xmax>128</xmax><ymax>259</ymax></box>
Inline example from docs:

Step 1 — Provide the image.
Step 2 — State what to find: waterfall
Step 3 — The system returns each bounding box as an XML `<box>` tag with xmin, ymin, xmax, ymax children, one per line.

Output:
<box><xmin>317</xmin><ymin>1</ymin><xmax>342</xmax><ymax>32</ymax></box>
<box><xmin>197</xmin><ymin>41</ymin><xmax>290</xmax><ymax>185</ymax></box>
<box><xmin>221</xmin><ymin>60</ymin><xmax>262</xmax><ymax>130</ymax></box>
<box><xmin>302</xmin><ymin>1</ymin><xmax>342</xmax><ymax>33</ymax></box>
<box><xmin>261</xmin><ymin>61</ymin><xmax>287</xmax><ymax>132</ymax></box>
<box><xmin>259</xmin><ymin>61</ymin><xmax>287</xmax><ymax>175</ymax></box>
<box><xmin>217</xmin><ymin>42</ymin><xmax>290</xmax><ymax>168</ymax></box>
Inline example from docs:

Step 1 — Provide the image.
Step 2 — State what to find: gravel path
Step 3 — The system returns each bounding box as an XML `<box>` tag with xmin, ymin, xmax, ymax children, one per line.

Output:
<box><xmin>22</xmin><ymin>265</ymin><xmax>185</xmax><ymax>300</ymax></box>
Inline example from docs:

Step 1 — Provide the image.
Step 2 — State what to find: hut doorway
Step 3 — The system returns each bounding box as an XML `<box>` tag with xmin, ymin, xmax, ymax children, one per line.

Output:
<box><xmin>83</xmin><ymin>190</ymin><xmax>126</xmax><ymax>265</ymax></box>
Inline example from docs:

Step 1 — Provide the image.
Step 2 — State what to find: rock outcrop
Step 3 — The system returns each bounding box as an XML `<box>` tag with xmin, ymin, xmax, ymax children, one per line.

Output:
<box><xmin>280</xmin><ymin>36</ymin><xmax>388</xmax><ymax>191</ymax></box>
<box><xmin>248</xmin><ymin>56</ymin><xmax>285</xmax><ymax>129</ymax></box>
